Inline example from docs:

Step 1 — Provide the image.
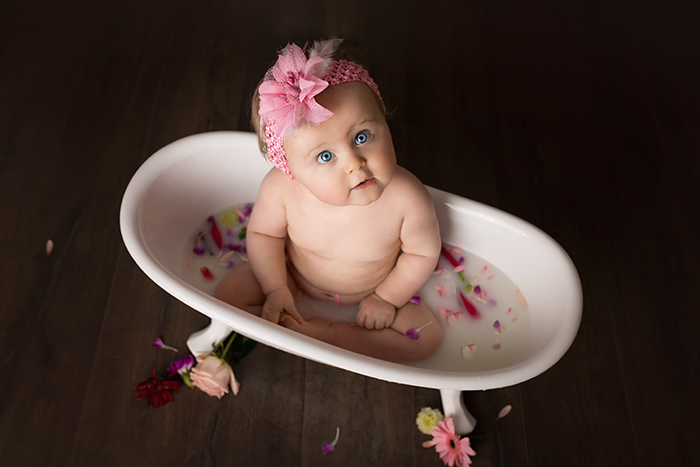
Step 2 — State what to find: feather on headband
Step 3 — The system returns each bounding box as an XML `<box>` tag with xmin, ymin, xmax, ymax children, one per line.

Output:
<box><xmin>258</xmin><ymin>39</ymin><xmax>383</xmax><ymax>179</ymax></box>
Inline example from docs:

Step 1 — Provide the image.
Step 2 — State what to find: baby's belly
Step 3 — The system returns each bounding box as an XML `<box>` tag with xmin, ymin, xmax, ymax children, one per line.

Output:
<box><xmin>287</xmin><ymin>245</ymin><xmax>399</xmax><ymax>305</ymax></box>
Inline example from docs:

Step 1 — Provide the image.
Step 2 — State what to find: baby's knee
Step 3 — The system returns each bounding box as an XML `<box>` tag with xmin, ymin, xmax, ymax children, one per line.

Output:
<box><xmin>413</xmin><ymin>324</ymin><xmax>443</xmax><ymax>359</ymax></box>
<box><xmin>399</xmin><ymin>321</ymin><xmax>443</xmax><ymax>362</ymax></box>
<box><xmin>214</xmin><ymin>264</ymin><xmax>262</xmax><ymax>307</ymax></box>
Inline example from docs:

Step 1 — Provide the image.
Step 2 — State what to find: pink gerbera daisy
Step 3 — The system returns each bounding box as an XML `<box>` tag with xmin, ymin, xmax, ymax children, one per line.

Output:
<box><xmin>422</xmin><ymin>417</ymin><xmax>476</xmax><ymax>467</ymax></box>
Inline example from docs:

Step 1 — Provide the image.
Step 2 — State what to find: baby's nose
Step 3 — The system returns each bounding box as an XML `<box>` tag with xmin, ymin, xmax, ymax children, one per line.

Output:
<box><xmin>344</xmin><ymin>152</ymin><xmax>367</xmax><ymax>174</ymax></box>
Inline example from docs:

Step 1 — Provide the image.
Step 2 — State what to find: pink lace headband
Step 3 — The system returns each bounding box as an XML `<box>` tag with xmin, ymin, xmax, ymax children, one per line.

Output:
<box><xmin>258</xmin><ymin>39</ymin><xmax>383</xmax><ymax>179</ymax></box>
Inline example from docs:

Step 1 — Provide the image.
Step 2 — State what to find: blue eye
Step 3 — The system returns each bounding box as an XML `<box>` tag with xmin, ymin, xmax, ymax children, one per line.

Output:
<box><xmin>317</xmin><ymin>150</ymin><xmax>334</xmax><ymax>164</ymax></box>
<box><xmin>354</xmin><ymin>131</ymin><xmax>369</xmax><ymax>145</ymax></box>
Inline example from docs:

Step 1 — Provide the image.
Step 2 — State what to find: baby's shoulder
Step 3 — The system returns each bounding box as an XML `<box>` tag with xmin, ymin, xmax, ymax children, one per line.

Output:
<box><xmin>259</xmin><ymin>168</ymin><xmax>295</xmax><ymax>199</ymax></box>
<box><xmin>387</xmin><ymin>166</ymin><xmax>433</xmax><ymax>207</ymax></box>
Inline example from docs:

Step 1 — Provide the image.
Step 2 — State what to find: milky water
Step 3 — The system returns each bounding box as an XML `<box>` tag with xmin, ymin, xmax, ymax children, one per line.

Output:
<box><xmin>180</xmin><ymin>204</ymin><xmax>530</xmax><ymax>373</ymax></box>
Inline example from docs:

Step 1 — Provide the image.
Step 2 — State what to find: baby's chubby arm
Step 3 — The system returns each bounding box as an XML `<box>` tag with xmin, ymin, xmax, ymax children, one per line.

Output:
<box><xmin>357</xmin><ymin>176</ymin><xmax>441</xmax><ymax>329</ymax></box>
<box><xmin>247</xmin><ymin>171</ymin><xmax>303</xmax><ymax>325</ymax></box>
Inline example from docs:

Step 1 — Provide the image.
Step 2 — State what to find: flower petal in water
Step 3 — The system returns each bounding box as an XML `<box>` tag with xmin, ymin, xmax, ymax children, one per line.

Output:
<box><xmin>406</xmin><ymin>320</ymin><xmax>433</xmax><ymax>340</ymax></box>
<box><xmin>517</xmin><ymin>286</ymin><xmax>528</xmax><ymax>308</ymax></box>
<box><xmin>208</xmin><ymin>216</ymin><xmax>223</xmax><ymax>249</ymax></box>
<box><xmin>439</xmin><ymin>307</ymin><xmax>462</xmax><ymax>327</ymax></box>
<box><xmin>220</xmin><ymin>210</ymin><xmax>240</xmax><ymax>228</ymax></box>
<box><xmin>459</xmin><ymin>292</ymin><xmax>479</xmax><ymax>318</ymax></box>
<box><xmin>440</xmin><ymin>246</ymin><xmax>461</xmax><ymax>268</ymax></box>
<box><xmin>200</xmin><ymin>266</ymin><xmax>215</xmax><ymax>280</ymax></box>
<box><xmin>460</xmin><ymin>343</ymin><xmax>477</xmax><ymax>360</ymax></box>
<box><xmin>433</xmin><ymin>268</ymin><xmax>452</xmax><ymax>279</ymax></box>
<box><xmin>493</xmin><ymin>320</ymin><xmax>505</xmax><ymax>334</ymax></box>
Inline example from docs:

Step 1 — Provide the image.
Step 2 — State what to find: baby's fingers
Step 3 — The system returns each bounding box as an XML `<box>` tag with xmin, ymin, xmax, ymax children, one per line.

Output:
<box><xmin>262</xmin><ymin>305</ymin><xmax>281</xmax><ymax>324</ymax></box>
<box><xmin>284</xmin><ymin>303</ymin><xmax>304</xmax><ymax>324</ymax></box>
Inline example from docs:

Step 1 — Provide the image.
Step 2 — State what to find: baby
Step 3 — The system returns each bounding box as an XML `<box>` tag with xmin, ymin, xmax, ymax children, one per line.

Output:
<box><xmin>215</xmin><ymin>39</ymin><xmax>443</xmax><ymax>362</ymax></box>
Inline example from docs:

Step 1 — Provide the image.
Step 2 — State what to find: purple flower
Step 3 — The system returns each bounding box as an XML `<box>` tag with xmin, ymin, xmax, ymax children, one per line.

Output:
<box><xmin>152</xmin><ymin>337</ymin><xmax>178</xmax><ymax>352</ymax></box>
<box><xmin>167</xmin><ymin>354</ymin><xmax>195</xmax><ymax>373</ymax></box>
<box><xmin>406</xmin><ymin>329</ymin><xmax>420</xmax><ymax>340</ymax></box>
<box><xmin>405</xmin><ymin>320</ymin><xmax>434</xmax><ymax>340</ymax></box>
<box><xmin>322</xmin><ymin>427</ymin><xmax>340</xmax><ymax>454</ymax></box>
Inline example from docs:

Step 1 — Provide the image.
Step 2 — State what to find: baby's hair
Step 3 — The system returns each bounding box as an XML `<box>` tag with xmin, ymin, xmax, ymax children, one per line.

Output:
<box><xmin>250</xmin><ymin>39</ymin><xmax>384</xmax><ymax>158</ymax></box>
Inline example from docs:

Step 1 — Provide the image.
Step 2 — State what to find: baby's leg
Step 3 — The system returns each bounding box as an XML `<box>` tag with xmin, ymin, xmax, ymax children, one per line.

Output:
<box><xmin>214</xmin><ymin>263</ymin><xmax>299</xmax><ymax>317</ymax></box>
<box><xmin>281</xmin><ymin>301</ymin><xmax>443</xmax><ymax>362</ymax></box>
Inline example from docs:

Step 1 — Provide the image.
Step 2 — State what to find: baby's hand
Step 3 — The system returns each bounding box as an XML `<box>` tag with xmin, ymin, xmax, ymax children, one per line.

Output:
<box><xmin>262</xmin><ymin>288</ymin><xmax>303</xmax><ymax>325</ymax></box>
<box><xmin>357</xmin><ymin>293</ymin><xmax>396</xmax><ymax>330</ymax></box>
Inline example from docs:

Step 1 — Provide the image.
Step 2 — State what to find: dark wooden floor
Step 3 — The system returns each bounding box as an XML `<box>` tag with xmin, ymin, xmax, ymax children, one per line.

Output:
<box><xmin>1</xmin><ymin>0</ymin><xmax>698</xmax><ymax>465</ymax></box>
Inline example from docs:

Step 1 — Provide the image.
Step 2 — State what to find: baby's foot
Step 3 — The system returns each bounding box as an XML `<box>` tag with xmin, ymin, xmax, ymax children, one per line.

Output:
<box><xmin>280</xmin><ymin>315</ymin><xmax>333</xmax><ymax>343</ymax></box>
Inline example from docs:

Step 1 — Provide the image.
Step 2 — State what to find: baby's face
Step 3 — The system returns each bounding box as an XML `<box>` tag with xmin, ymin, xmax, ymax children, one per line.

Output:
<box><xmin>284</xmin><ymin>82</ymin><xmax>396</xmax><ymax>207</ymax></box>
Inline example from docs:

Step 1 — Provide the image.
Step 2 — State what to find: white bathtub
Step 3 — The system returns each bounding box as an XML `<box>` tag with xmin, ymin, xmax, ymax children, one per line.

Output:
<box><xmin>120</xmin><ymin>131</ymin><xmax>582</xmax><ymax>433</ymax></box>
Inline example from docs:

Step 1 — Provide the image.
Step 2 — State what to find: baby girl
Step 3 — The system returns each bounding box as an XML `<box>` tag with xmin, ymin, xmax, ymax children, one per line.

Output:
<box><xmin>215</xmin><ymin>39</ymin><xmax>443</xmax><ymax>362</ymax></box>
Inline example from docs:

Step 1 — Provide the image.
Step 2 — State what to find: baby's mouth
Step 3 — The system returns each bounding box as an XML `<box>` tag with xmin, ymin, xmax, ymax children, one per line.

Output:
<box><xmin>352</xmin><ymin>178</ymin><xmax>375</xmax><ymax>190</ymax></box>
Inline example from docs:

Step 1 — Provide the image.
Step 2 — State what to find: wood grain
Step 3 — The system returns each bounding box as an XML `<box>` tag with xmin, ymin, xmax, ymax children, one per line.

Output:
<box><xmin>1</xmin><ymin>0</ymin><xmax>698</xmax><ymax>465</ymax></box>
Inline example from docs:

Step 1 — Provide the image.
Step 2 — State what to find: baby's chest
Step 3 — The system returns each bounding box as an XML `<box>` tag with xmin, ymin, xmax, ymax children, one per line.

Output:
<box><xmin>287</xmin><ymin>208</ymin><xmax>403</xmax><ymax>260</ymax></box>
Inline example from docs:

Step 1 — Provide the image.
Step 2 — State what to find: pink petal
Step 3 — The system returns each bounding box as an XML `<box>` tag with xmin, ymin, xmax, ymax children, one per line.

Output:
<box><xmin>303</xmin><ymin>98</ymin><xmax>333</xmax><ymax>123</ymax></box>
<box><xmin>460</xmin><ymin>343</ymin><xmax>476</xmax><ymax>360</ymax></box>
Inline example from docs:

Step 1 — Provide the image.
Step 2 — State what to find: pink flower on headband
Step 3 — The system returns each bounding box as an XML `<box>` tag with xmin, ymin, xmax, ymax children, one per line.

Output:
<box><xmin>259</xmin><ymin>43</ymin><xmax>333</xmax><ymax>137</ymax></box>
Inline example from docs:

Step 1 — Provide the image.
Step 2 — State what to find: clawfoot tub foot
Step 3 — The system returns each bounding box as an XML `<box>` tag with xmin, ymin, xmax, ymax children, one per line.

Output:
<box><xmin>440</xmin><ymin>389</ymin><xmax>477</xmax><ymax>434</ymax></box>
<box><xmin>186</xmin><ymin>318</ymin><xmax>233</xmax><ymax>357</ymax></box>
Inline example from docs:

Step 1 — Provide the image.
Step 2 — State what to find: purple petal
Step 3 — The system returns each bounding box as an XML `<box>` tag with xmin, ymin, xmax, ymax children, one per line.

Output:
<box><xmin>152</xmin><ymin>338</ymin><xmax>164</xmax><ymax>348</ymax></box>
<box><xmin>167</xmin><ymin>354</ymin><xmax>194</xmax><ymax>373</ymax></box>
<box><xmin>406</xmin><ymin>329</ymin><xmax>420</xmax><ymax>340</ymax></box>
<box><xmin>322</xmin><ymin>444</ymin><xmax>335</xmax><ymax>454</ymax></box>
<box><xmin>410</xmin><ymin>296</ymin><xmax>421</xmax><ymax>305</ymax></box>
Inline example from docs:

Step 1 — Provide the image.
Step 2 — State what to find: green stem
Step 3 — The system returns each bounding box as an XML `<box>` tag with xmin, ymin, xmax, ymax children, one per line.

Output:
<box><xmin>221</xmin><ymin>332</ymin><xmax>238</xmax><ymax>360</ymax></box>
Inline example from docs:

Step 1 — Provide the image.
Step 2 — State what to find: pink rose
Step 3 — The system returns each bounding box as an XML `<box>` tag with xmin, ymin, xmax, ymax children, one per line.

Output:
<box><xmin>191</xmin><ymin>355</ymin><xmax>240</xmax><ymax>398</ymax></box>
